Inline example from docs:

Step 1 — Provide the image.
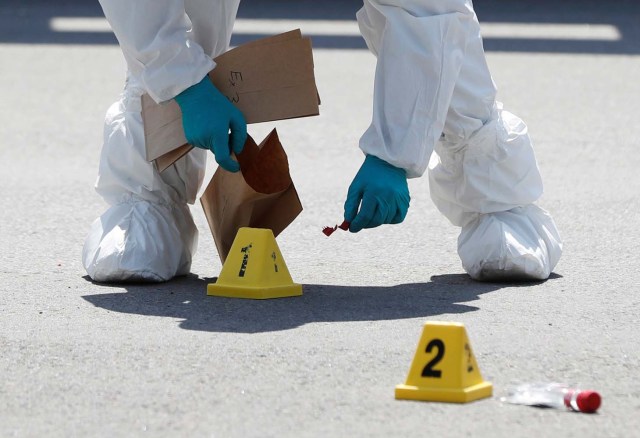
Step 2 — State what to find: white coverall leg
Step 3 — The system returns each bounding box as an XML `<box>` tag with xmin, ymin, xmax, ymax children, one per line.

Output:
<box><xmin>83</xmin><ymin>0</ymin><xmax>241</xmax><ymax>282</ymax></box>
<box><xmin>357</xmin><ymin>0</ymin><xmax>562</xmax><ymax>280</ymax></box>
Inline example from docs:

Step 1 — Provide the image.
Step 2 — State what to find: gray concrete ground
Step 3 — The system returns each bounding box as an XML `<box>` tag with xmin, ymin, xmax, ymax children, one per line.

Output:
<box><xmin>1</xmin><ymin>1</ymin><xmax>639</xmax><ymax>436</ymax></box>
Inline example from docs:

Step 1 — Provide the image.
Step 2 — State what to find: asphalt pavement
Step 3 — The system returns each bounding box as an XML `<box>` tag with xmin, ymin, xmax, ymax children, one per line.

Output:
<box><xmin>1</xmin><ymin>1</ymin><xmax>639</xmax><ymax>437</ymax></box>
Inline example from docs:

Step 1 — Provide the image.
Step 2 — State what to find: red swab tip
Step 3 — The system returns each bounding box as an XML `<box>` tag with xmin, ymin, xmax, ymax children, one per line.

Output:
<box><xmin>323</xmin><ymin>221</ymin><xmax>350</xmax><ymax>236</ymax></box>
<box><xmin>322</xmin><ymin>226</ymin><xmax>337</xmax><ymax>236</ymax></box>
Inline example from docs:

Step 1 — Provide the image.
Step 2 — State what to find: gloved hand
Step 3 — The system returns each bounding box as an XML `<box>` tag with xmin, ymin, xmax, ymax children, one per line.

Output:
<box><xmin>174</xmin><ymin>76</ymin><xmax>247</xmax><ymax>172</ymax></box>
<box><xmin>344</xmin><ymin>155</ymin><xmax>410</xmax><ymax>233</ymax></box>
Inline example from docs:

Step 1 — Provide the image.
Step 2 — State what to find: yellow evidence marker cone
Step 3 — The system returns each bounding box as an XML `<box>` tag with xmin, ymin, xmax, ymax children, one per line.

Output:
<box><xmin>395</xmin><ymin>321</ymin><xmax>492</xmax><ymax>403</ymax></box>
<box><xmin>207</xmin><ymin>227</ymin><xmax>302</xmax><ymax>299</ymax></box>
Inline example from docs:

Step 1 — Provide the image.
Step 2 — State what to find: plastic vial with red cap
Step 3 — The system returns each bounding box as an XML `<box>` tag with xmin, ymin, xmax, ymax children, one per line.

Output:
<box><xmin>501</xmin><ymin>382</ymin><xmax>601</xmax><ymax>413</ymax></box>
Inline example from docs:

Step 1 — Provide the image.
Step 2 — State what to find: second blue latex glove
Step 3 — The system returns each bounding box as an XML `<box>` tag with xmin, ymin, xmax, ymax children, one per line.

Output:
<box><xmin>174</xmin><ymin>76</ymin><xmax>247</xmax><ymax>172</ymax></box>
<box><xmin>344</xmin><ymin>155</ymin><xmax>410</xmax><ymax>233</ymax></box>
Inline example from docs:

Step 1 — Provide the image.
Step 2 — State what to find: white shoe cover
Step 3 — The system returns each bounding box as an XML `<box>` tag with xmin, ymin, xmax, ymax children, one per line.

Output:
<box><xmin>83</xmin><ymin>74</ymin><xmax>205</xmax><ymax>283</ymax></box>
<box><xmin>458</xmin><ymin>204</ymin><xmax>562</xmax><ymax>281</ymax></box>
<box><xmin>83</xmin><ymin>198</ymin><xmax>197</xmax><ymax>283</ymax></box>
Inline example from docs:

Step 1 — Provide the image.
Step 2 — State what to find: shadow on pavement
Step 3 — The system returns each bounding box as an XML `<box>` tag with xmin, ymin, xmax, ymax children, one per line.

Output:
<box><xmin>1</xmin><ymin>0</ymin><xmax>638</xmax><ymax>54</ymax></box>
<box><xmin>81</xmin><ymin>273</ymin><xmax>558</xmax><ymax>333</ymax></box>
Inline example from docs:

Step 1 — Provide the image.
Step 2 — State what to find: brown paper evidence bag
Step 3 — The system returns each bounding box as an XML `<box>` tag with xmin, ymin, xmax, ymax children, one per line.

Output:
<box><xmin>140</xmin><ymin>30</ymin><xmax>320</xmax><ymax>263</ymax></box>
<box><xmin>201</xmin><ymin>129</ymin><xmax>302</xmax><ymax>263</ymax></box>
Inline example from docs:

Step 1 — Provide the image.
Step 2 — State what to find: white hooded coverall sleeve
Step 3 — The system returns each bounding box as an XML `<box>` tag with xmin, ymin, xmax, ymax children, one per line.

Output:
<box><xmin>356</xmin><ymin>0</ymin><xmax>562</xmax><ymax>280</ymax></box>
<box><xmin>83</xmin><ymin>0</ymin><xmax>240</xmax><ymax>282</ymax></box>
<box><xmin>97</xmin><ymin>0</ymin><xmax>215</xmax><ymax>103</ymax></box>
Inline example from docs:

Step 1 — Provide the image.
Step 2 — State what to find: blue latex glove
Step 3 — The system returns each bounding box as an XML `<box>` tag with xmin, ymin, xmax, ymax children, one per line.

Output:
<box><xmin>174</xmin><ymin>76</ymin><xmax>247</xmax><ymax>172</ymax></box>
<box><xmin>344</xmin><ymin>155</ymin><xmax>410</xmax><ymax>233</ymax></box>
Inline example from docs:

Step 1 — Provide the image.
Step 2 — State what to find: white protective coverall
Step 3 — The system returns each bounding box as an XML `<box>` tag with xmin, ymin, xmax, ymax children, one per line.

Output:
<box><xmin>83</xmin><ymin>0</ymin><xmax>241</xmax><ymax>282</ymax></box>
<box><xmin>84</xmin><ymin>0</ymin><xmax>561</xmax><ymax>282</ymax></box>
<box><xmin>357</xmin><ymin>0</ymin><xmax>562</xmax><ymax>280</ymax></box>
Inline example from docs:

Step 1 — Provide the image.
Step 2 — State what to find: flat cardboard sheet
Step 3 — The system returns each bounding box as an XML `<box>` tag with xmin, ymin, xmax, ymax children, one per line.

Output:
<box><xmin>141</xmin><ymin>29</ymin><xmax>319</xmax><ymax>171</ymax></box>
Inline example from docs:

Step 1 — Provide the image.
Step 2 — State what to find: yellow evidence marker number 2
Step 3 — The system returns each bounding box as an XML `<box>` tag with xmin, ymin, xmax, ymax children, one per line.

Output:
<box><xmin>395</xmin><ymin>321</ymin><xmax>492</xmax><ymax>403</ymax></box>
